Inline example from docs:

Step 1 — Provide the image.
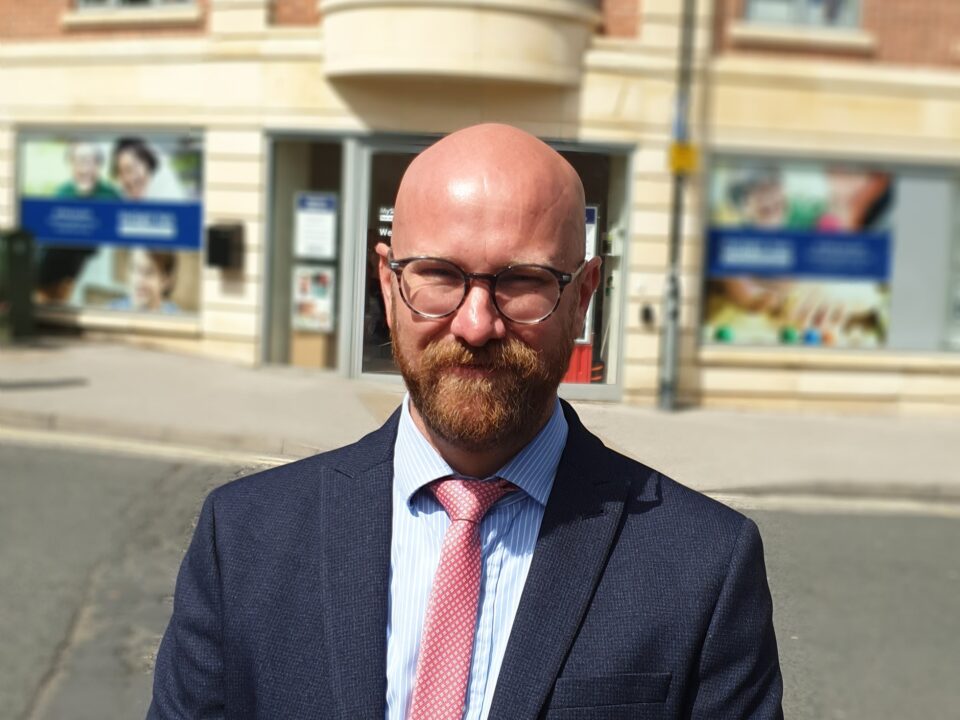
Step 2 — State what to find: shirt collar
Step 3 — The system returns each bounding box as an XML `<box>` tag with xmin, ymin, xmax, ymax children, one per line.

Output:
<box><xmin>393</xmin><ymin>394</ymin><xmax>567</xmax><ymax>508</ymax></box>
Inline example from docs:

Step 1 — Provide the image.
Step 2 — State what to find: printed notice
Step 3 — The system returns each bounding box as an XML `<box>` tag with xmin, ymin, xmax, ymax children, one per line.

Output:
<box><xmin>295</xmin><ymin>193</ymin><xmax>338</xmax><ymax>260</ymax></box>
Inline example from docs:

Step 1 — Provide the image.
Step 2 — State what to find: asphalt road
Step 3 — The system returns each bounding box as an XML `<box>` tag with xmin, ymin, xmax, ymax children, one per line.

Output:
<box><xmin>2</xmin><ymin>436</ymin><xmax>958</xmax><ymax>720</ymax></box>
<box><xmin>0</xmin><ymin>437</ymin><xmax>258</xmax><ymax>720</ymax></box>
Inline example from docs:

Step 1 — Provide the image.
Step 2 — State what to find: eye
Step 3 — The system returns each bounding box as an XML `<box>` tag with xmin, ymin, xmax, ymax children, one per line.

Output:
<box><xmin>420</xmin><ymin>267</ymin><xmax>459</xmax><ymax>281</ymax></box>
<box><xmin>406</xmin><ymin>259</ymin><xmax>463</xmax><ymax>285</ymax></box>
<box><xmin>499</xmin><ymin>267</ymin><xmax>553</xmax><ymax>292</ymax></box>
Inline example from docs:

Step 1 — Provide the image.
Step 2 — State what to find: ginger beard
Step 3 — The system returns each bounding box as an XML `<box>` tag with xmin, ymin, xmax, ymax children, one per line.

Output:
<box><xmin>391</xmin><ymin>303</ymin><xmax>579</xmax><ymax>452</ymax></box>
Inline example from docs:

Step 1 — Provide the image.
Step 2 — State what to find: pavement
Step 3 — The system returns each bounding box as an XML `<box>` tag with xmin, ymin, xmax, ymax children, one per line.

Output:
<box><xmin>2</xmin><ymin>336</ymin><xmax>959</xmax><ymax>500</ymax></box>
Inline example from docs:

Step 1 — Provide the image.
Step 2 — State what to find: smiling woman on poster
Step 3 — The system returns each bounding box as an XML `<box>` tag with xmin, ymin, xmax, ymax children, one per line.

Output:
<box><xmin>111</xmin><ymin>138</ymin><xmax>159</xmax><ymax>200</ymax></box>
<box><xmin>109</xmin><ymin>248</ymin><xmax>180</xmax><ymax>313</ymax></box>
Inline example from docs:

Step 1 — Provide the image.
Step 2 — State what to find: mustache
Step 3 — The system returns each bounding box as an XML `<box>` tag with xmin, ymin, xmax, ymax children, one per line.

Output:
<box><xmin>421</xmin><ymin>338</ymin><xmax>539</xmax><ymax>374</ymax></box>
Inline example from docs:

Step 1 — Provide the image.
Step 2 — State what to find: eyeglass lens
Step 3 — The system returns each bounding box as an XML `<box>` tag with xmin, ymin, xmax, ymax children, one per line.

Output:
<box><xmin>399</xmin><ymin>258</ymin><xmax>562</xmax><ymax>322</ymax></box>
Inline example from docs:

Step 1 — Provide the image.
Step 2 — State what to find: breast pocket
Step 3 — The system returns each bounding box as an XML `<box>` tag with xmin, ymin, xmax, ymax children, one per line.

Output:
<box><xmin>546</xmin><ymin>672</ymin><xmax>672</xmax><ymax>717</ymax></box>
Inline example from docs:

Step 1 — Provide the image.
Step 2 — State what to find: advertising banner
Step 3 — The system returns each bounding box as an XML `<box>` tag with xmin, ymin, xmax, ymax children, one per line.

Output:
<box><xmin>703</xmin><ymin>160</ymin><xmax>894</xmax><ymax>348</ymax></box>
<box><xmin>19</xmin><ymin>133</ymin><xmax>203</xmax><ymax>314</ymax></box>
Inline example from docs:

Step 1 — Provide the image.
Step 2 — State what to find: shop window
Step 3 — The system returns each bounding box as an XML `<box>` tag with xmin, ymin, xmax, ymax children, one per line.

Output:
<box><xmin>745</xmin><ymin>0</ymin><xmax>859</xmax><ymax>29</ymax></box>
<box><xmin>19</xmin><ymin>132</ymin><xmax>204</xmax><ymax>319</ymax></box>
<box><xmin>703</xmin><ymin>157</ymin><xmax>959</xmax><ymax>353</ymax></box>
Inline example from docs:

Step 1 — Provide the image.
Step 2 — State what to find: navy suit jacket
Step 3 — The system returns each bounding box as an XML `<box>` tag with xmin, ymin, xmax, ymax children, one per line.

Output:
<box><xmin>149</xmin><ymin>401</ymin><xmax>783</xmax><ymax>719</ymax></box>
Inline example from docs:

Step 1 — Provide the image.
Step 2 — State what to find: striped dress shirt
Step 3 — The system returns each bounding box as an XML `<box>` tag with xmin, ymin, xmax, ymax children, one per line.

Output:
<box><xmin>385</xmin><ymin>395</ymin><xmax>568</xmax><ymax>720</ymax></box>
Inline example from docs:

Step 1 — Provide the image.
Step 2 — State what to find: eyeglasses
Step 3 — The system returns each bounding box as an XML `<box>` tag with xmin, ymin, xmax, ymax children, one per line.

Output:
<box><xmin>387</xmin><ymin>252</ymin><xmax>586</xmax><ymax>325</ymax></box>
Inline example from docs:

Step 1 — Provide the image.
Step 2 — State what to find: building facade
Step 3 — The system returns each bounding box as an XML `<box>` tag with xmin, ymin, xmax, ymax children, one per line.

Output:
<box><xmin>703</xmin><ymin>0</ymin><xmax>960</xmax><ymax>413</ymax></box>
<box><xmin>1</xmin><ymin>0</ymin><xmax>958</xmax><ymax>414</ymax></box>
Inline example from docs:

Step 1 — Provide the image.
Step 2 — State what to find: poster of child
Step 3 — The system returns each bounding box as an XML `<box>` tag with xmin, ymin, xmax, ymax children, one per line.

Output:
<box><xmin>292</xmin><ymin>265</ymin><xmax>336</xmax><ymax>332</ymax></box>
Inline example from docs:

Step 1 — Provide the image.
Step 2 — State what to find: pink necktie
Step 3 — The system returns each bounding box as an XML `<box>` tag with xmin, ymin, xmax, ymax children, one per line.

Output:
<box><xmin>408</xmin><ymin>477</ymin><xmax>516</xmax><ymax>720</ymax></box>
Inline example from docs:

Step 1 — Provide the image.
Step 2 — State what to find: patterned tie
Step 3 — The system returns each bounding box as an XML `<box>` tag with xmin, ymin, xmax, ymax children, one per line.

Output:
<box><xmin>408</xmin><ymin>477</ymin><xmax>516</xmax><ymax>720</ymax></box>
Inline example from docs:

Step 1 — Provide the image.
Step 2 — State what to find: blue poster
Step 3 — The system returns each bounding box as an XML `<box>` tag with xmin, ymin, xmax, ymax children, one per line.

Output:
<box><xmin>21</xmin><ymin>197</ymin><xmax>203</xmax><ymax>250</ymax></box>
<box><xmin>706</xmin><ymin>228</ymin><xmax>891</xmax><ymax>281</ymax></box>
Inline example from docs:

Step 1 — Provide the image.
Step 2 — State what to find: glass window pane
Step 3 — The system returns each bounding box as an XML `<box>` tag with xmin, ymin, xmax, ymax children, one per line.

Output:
<box><xmin>362</xmin><ymin>151</ymin><xmax>419</xmax><ymax>374</ymax></box>
<box><xmin>746</xmin><ymin>0</ymin><xmax>796</xmax><ymax>25</ymax></box>
<box><xmin>557</xmin><ymin>151</ymin><xmax>626</xmax><ymax>385</ymax></box>
<box><xmin>76</xmin><ymin>0</ymin><xmax>194</xmax><ymax>7</ymax></box>
<box><xmin>806</xmin><ymin>0</ymin><xmax>858</xmax><ymax>28</ymax></box>
<box><xmin>747</xmin><ymin>0</ymin><xmax>859</xmax><ymax>28</ymax></box>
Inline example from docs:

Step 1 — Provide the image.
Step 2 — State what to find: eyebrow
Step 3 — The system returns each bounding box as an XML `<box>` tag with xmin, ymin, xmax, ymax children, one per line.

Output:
<box><xmin>399</xmin><ymin>253</ymin><xmax>568</xmax><ymax>269</ymax></box>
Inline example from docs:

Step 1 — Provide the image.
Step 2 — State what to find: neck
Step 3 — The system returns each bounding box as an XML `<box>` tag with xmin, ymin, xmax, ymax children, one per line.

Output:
<box><xmin>409</xmin><ymin>398</ymin><xmax>557</xmax><ymax>479</ymax></box>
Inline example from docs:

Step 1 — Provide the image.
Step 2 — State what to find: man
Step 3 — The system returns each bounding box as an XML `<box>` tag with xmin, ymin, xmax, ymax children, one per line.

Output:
<box><xmin>55</xmin><ymin>142</ymin><xmax>121</xmax><ymax>199</ymax></box>
<box><xmin>149</xmin><ymin>124</ymin><xmax>783</xmax><ymax>719</ymax></box>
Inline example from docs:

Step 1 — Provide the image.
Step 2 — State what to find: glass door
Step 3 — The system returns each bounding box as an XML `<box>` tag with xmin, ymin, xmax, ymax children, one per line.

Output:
<box><xmin>347</xmin><ymin>137</ymin><xmax>629</xmax><ymax>400</ymax></box>
<box><xmin>351</xmin><ymin>140</ymin><xmax>430</xmax><ymax>377</ymax></box>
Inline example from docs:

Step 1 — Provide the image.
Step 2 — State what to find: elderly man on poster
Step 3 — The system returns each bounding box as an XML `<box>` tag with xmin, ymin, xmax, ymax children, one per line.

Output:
<box><xmin>148</xmin><ymin>124</ymin><xmax>783</xmax><ymax>720</ymax></box>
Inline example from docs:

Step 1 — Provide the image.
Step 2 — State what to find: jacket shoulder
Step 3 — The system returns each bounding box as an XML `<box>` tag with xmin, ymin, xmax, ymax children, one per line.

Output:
<box><xmin>562</xmin><ymin>401</ymin><xmax>749</xmax><ymax>536</ymax></box>
<box><xmin>207</xmin><ymin>408</ymin><xmax>399</xmax><ymax>511</ymax></box>
<box><xmin>592</xmin><ymin>435</ymin><xmax>754</xmax><ymax>547</ymax></box>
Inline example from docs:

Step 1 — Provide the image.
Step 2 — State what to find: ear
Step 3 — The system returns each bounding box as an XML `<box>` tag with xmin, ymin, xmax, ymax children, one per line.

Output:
<box><xmin>375</xmin><ymin>242</ymin><xmax>395</xmax><ymax>329</ymax></box>
<box><xmin>575</xmin><ymin>256</ymin><xmax>602</xmax><ymax>323</ymax></box>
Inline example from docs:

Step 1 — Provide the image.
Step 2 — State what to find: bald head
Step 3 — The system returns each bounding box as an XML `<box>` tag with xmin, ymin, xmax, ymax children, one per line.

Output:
<box><xmin>392</xmin><ymin>124</ymin><xmax>585</xmax><ymax>267</ymax></box>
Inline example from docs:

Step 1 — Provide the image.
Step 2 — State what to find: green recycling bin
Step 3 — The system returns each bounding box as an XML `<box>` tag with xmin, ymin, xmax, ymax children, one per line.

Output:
<box><xmin>0</xmin><ymin>229</ymin><xmax>36</xmax><ymax>341</ymax></box>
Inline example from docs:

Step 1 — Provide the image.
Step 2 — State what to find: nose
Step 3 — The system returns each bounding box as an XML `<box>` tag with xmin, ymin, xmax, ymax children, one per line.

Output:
<box><xmin>449</xmin><ymin>282</ymin><xmax>507</xmax><ymax>347</ymax></box>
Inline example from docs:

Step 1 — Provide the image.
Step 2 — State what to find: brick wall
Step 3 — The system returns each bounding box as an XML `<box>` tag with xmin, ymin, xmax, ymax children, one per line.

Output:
<box><xmin>715</xmin><ymin>0</ymin><xmax>960</xmax><ymax>67</ymax></box>
<box><xmin>1</xmin><ymin>1</ymin><xmax>633</xmax><ymax>37</ymax></box>
<box><xmin>601</xmin><ymin>0</ymin><xmax>641</xmax><ymax>38</ymax></box>
<box><xmin>0</xmin><ymin>0</ymin><xmax>209</xmax><ymax>40</ymax></box>
<box><xmin>270</xmin><ymin>0</ymin><xmax>320</xmax><ymax>26</ymax></box>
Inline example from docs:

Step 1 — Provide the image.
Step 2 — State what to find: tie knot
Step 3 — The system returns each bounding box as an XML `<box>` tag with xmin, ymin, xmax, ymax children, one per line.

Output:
<box><xmin>430</xmin><ymin>477</ymin><xmax>516</xmax><ymax>522</ymax></box>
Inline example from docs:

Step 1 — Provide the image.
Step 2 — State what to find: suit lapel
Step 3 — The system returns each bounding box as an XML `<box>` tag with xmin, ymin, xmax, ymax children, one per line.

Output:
<box><xmin>487</xmin><ymin>403</ymin><xmax>633</xmax><ymax>720</ymax></box>
<box><xmin>314</xmin><ymin>411</ymin><xmax>399</xmax><ymax>718</ymax></box>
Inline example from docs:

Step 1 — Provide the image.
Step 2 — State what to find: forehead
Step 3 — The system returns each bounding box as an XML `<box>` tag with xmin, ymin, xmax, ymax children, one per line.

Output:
<box><xmin>393</xmin><ymin>174</ymin><xmax>582</xmax><ymax>268</ymax></box>
<box><xmin>71</xmin><ymin>145</ymin><xmax>99</xmax><ymax>159</ymax></box>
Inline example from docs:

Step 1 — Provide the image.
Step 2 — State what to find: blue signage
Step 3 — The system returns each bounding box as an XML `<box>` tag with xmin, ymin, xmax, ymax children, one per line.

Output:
<box><xmin>706</xmin><ymin>228</ymin><xmax>891</xmax><ymax>281</ymax></box>
<box><xmin>20</xmin><ymin>197</ymin><xmax>203</xmax><ymax>250</ymax></box>
<box><xmin>297</xmin><ymin>194</ymin><xmax>337</xmax><ymax>213</ymax></box>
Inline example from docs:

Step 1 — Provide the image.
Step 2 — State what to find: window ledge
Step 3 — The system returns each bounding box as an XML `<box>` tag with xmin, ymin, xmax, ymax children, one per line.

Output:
<box><xmin>36</xmin><ymin>306</ymin><xmax>201</xmax><ymax>337</ymax></box>
<box><xmin>61</xmin><ymin>5</ymin><xmax>203</xmax><ymax>30</ymax></box>
<box><xmin>699</xmin><ymin>346</ymin><xmax>960</xmax><ymax>373</ymax></box>
<box><xmin>729</xmin><ymin>21</ymin><xmax>877</xmax><ymax>55</ymax></box>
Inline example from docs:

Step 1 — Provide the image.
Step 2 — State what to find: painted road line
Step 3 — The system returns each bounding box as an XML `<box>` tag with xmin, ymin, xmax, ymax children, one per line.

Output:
<box><xmin>0</xmin><ymin>425</ymin><xmax>288</xmax><ymax>468</ymax></box>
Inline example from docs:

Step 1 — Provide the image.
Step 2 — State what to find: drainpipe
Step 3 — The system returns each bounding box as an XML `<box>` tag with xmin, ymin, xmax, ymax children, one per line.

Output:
<box><xmin>659</xmin><ymin>0</ymin><xmax>698</xmax><ymax>411</ymax></box>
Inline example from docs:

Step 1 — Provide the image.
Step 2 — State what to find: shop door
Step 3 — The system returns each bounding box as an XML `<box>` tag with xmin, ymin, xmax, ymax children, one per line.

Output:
<box><xmin>351</xmin><ymin>142</ymin><xmax>427</xmax><ymax>377</ymax></box>
<box><xmin>265</xmin><ymin>139</ymin><xmax>343</xmax><ymax>370</ymax></box>
<box><xmin>347</xmin><ymin>139</ymin><xmax>628</xmax><ymax>399</ymax></box>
